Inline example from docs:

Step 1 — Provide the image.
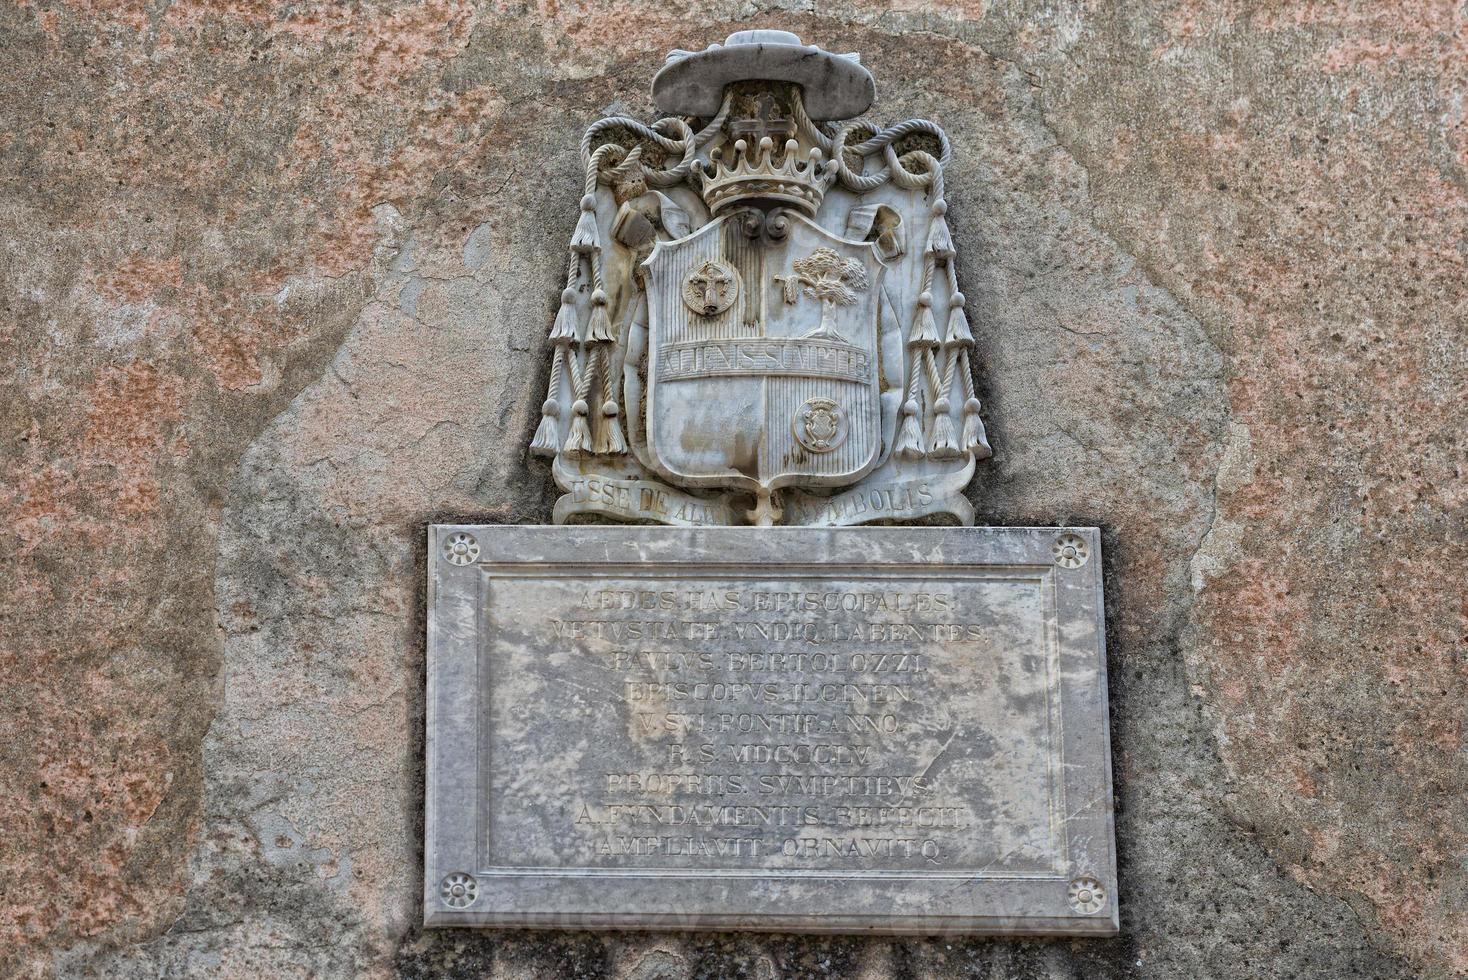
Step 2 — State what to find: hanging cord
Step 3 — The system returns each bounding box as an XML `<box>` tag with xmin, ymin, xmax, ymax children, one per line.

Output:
<box><xmin>530</xmin><ymin>345</ymin><xmax>566</xmax><ymax>456</ymax></box>
<box><xmin>945</xmin><ymin>260</ymin><xmax>988</xmax><ymax>457</ymax></box>
<box><xmin>828</xmin><ymin>120</ymin><xmax>952</xmax><ymax>193</ymax></box>
<box><xmin>928</xmin><ymin>341</ymin><xmax>962</xmax><ymax>458</ymax></box>
<box><xmin>580</xmin><ymin>92</ymin><xmax>732</xmax><ymax>189</ymax></box>
<box><xmin>895</xmin><ymin>250</ymin><xmax>941</xmax><ymax>461</ymax></box>
<box><xmin>790</xmin><ymin>88</ymin><xmax>850</xmax><ymax>155</ymax></box>
<box><xmin>593</xmin><ymin>344</ymin><xmax>628</xmax><ymax>455</ymax></box>
<box><xmin>958</xmin><ymin>346</ymin><xmax>991</xmax><ymax>458</ymax></box>
<box><xmin>562</xmin><ymin>335</ymin><xmax>597</xmax><ymax>457</ymax></box>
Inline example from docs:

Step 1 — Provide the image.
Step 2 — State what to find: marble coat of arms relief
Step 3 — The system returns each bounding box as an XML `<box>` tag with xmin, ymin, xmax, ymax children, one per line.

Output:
<box><xmin>530</xmin><ymin>30</ymin><xmax>991</xmax><ymax>526</ymax></box>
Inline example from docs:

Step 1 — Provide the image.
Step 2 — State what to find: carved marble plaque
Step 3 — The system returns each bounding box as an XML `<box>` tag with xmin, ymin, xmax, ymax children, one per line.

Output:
<box><xmin>425</xmin><ymin>525</ymin><xmax>1117</xmax><ymax>934</ymax></box>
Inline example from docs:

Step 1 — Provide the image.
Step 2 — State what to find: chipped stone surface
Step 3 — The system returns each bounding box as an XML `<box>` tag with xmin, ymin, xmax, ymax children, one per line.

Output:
<box><xmin>1</xmin><ymin>2</ymin><xmax>1460</xmax><ymax>978</ymax></box>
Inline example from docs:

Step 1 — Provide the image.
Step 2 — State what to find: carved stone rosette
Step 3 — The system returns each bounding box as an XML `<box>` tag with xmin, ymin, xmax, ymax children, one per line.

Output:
<box><xmin>530</xmin><ymin>30</ymin><xmax>991</xmax><ymax>527</ymax></box>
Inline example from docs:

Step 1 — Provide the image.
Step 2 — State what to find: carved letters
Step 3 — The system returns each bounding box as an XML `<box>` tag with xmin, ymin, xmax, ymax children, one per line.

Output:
<box><xmin>424</xmin><ymin>526</ymin><xmax>1119</xmax><ymax>934</ymax></box>
<box><xmin>493</xmin><ymin>571</ymin><xmax>1057</xmax><ymax>873</ymax></box>
<box><xmin>427</xmin><ymin>30</ymin><xmax>1116</xmax><ymax>937</ymax></box>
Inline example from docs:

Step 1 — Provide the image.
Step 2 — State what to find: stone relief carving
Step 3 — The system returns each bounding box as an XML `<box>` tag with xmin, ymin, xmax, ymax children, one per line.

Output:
<box><xmin>682</xmin><ymin>258</ymin><xmax>740</xmax><ymax>317</ymax></box>
<box><xmin>1067</xmin><ymin>876</ymin><xmax>1108</xmax><ymax>915</ymax></box>
<box><xmin>531</xmin><ymin>30</ymin><xmax>992</xmax><ymax>526</ymax></box>
<box><xmin>439</xmin><ymin>872</ymin><xmax>478</xmax><ymax>909</ymax></box>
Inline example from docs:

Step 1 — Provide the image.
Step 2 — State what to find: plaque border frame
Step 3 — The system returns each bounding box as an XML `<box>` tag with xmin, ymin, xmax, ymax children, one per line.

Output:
<box><xmin>425</xmin><ymin>525</ymin><xmax>1117</xmax><ymax>936</ymax></box>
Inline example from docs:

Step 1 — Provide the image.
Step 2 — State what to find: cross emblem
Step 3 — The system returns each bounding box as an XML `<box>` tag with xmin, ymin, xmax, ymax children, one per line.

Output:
<box><xmin>682</xmin><ymin>259</ymin><xmax>739</xmax><ymax>316</ymax></box>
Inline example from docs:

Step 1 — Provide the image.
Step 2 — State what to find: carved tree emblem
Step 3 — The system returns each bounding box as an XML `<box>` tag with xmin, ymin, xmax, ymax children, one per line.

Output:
<box><xmin>779</xmin><ymin>247</ymin><xmax>870</xmax><ymax>342</ymax></box>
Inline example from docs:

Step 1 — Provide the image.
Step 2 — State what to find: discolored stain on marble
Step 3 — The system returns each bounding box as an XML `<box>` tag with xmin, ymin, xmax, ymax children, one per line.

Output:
<box><xmin>424</xmin><ymin>525</ymin><xmax>1115</xmax><ymax>935</ymax></box>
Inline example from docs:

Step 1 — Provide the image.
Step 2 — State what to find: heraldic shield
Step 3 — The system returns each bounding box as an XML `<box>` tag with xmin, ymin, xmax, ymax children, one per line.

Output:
<box><xmin>643</xmin><ymin>212</ymin><xmax>887</xmax><ymax>506</ymax></box>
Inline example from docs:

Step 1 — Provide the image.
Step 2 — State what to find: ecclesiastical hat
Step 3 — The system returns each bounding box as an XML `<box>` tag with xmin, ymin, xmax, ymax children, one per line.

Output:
<box><xmin>652</xmin><ymin>30</ymin><xmax>875</xmax><ymax>121</ymax></box>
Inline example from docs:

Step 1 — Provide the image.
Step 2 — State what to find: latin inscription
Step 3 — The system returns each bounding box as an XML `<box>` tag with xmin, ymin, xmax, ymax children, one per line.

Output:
<box><xmin>481</xmin><ymin>573</ymin><xmax>1065</xmax><ymax>876</ymax></box>
<box><xmin>658</xmin><ymin>338</ymin><xmax>872</xmax><ymax>382</ymax></box>
<box><xmin>427</xmin><ymin>526</ymin><xmax>1117</xmax><ymax>934</ymax></box>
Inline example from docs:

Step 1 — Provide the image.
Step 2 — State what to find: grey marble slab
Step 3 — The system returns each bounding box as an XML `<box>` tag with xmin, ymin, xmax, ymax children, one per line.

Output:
<box><xmin>425</xmin><ymin>525</ymin><xmax>1116</xmax><ymax>935</ymax></box>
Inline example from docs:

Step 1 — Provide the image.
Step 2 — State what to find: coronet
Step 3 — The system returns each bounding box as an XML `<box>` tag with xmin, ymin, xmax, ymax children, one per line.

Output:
<box><xmin>698</xmin><ymin>135</ymin><xmax>833</xmax><ymax>217</ymax></box>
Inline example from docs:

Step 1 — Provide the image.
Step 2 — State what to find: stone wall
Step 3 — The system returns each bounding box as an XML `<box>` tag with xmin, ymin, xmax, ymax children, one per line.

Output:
<box><xmin>3</xmin><ymin>2</ymin><xmax>1462</xmax><ymax>978</ymax></box>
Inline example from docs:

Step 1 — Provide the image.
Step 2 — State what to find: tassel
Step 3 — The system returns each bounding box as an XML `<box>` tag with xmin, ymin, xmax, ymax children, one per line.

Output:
<box><xmin>945</xmin><ymin>295</ymin><xmax>973</xmax><ymax>346</ymax></box>
<box><xmin>593</xmin><ymin>343</ymin><xmax>627</xmax><ymax>455</ymax></box>
<box><xmin>927</xmin><ymin>397</ymin><xmax>962</xmax><ymax>459</ymax></box>
<box><xmin>585</xmin><ymin>290</ymin><xmax>615</xmax><ymax>343</ymax></box>
<box><xmin>562</xmin><ymin>399</ymin><xmax>593</xmax><ymax>457</ymax></box>
<box><xmin>962</xmin><ymin>398</ymin><xmax>992</xmax><ymax>459</ymax></box>
<box><xmin>550</xmin><ymin>289</ymin><xmax>579</xmax><ymax>343</ymax></box>
<box><xmin>926</xmin><ymin>200</ymin><xmax>955</xmax><ymax>258</ymax></box>
<box><xmin>910</xmin><ymin>293</ymin><xmax>940</xmax><ymax>347</ymax></box>
<box><xmin>894</xmin><ymin>399</ymin><xmax>926</xmax><ymax>461</ymax></box>
<box><xmin>530</xmin><ymin>399</ymin><xmax>561</xmax><ymax>456</ymax></box>
<box><xmin>594</xmin><ymin>401</ymin><xmax>628</xmax><ymax>455</ymax></box>
<box><xmin>570</xmin><ymin>194</ymin><xmax>600</xmax><ymax>254</ymax></box>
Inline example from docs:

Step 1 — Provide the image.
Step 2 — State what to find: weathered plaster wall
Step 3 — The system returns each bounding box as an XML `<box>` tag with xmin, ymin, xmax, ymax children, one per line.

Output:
<box><xmin>2</xmin><ymin>2</ymin><xmax>1462</xmax><ymax>978</ymax></box>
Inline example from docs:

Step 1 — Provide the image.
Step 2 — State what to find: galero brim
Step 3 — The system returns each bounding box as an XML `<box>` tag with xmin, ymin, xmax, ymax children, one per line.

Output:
<box><xmin>652</xmin><ymin>42</ymin><xmax>876</xmax><ymax>121</ymax></box>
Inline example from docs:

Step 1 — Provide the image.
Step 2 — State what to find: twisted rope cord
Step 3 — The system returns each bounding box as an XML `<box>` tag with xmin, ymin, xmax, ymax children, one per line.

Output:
<box><xmin>573</xmin><ymin>346</ymin><xmax>595</xmax><ymax>402</ymax></box>
<box><xmin>580</xmin><ymin>97</ymin><xmax>949</xmax><ymax>200</ymax></box>
<box><xmin>600</xmin><ymin>346</ymin><xmax>617</xmax><ymax>405</ymax></box>
<box><xmin>895</xmin><ymin>149</ymin><xmax>945</xmax><ymax>197</ymax></box>
<box><xmin>798</xmin><ymin>92</ymin><xmax>949</xmax><ymax>218</ymax></box>
<box><xmin>912</xmin><ymin>255</ymin><xmax>938</xmax><ymax>399</ymax></box>
<box><xmin>643</xmin><ymin>119</ymin><xmax>697</xmax><ymax>188</ymax></box>
<box><xmin>583</xmin><ymin>143</ymin><xmax>622</xmax><ymax>196</ymax></box>
<box><xmin>904</xmin><ymin>357</ymin><xmax>924</xmax><ymax>405</ymax></box>
<box><xmin>938</xmin><ymin>344</ymin><xmax>958</xmax><ymax>400</ymax></box>
<box><xmin>608</xmin><ymin>143</ymin><xmax>644</xmax><ymax>181</ymax></box>
<box><xmin>790</xmin><ymin>89</ymin><xmax>847</xmax><ymax>154</ymax></box>
<box><xmin>565</xmin><ymin>342</ymin><xmax>585</xmax><ymax>394</ymax></box>
<box><xmin>923</xmin><ymin>347</ymin><xmax>944</xmax><ymax>394</ymax></box>
<box><xmin>829</xmin><ymin>120</ymin><xmax>953</xmax><ymax>192</ymax></box>
<box><xmin>581</xmin><ymin>117</ymin><xmax>685</xmax><ymax>168</ymax></box>
<box><xmin>544</xmin><ymin>344</ymin><xmax>564</xmax><ymax>399</ymax></box>
<box><xmin>580</xmin><ymin>94</ymin><xmax>732</xmax><ymax>190</ymax></box>
<box><xmin>850</xmin><ymin>119</ymin><xmax>951</xmax><ymax>164</ymax></box>
<box><xmin>929</xmin><ymin>158</ymin><xmax>947</xmax><ymax>201</ymax></box>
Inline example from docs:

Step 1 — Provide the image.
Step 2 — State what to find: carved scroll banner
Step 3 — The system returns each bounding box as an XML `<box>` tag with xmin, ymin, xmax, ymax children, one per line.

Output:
<box><xmin>553</xmin><ymin>458</ymin><xmax>735</xmax><ymax>526</ymax></box>
<box><xmin>557</xmin><ymin>459</ymin><xmax>973</xmax><ymax>529</ymax></box>
<box><xmin>783</xmin><ymin>459</ymin><xmax>976</xmax><ymax>527</ymax></box>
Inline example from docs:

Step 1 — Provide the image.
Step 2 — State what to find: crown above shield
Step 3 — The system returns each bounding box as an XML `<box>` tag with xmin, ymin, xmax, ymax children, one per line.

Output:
<box><xmin>698</xmin><ymin>136</ymin><xmax>834</xmax><ymax>217</ymax></box>
<box><xmin>531</xmin><ymin>31</ymin><xmax>991</xmax><ymax>528</ymax></box>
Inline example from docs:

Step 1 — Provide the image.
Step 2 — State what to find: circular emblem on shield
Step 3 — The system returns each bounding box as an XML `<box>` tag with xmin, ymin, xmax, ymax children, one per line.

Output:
<box><xmin>793</xmin><ymin>397</ymin><xmax>847</xmax><ymax>454</ymax></box>
<box><xmin>681</xmin><ymin>259</ymin><xmax>740</xmax><ymax>317</ymax></box>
